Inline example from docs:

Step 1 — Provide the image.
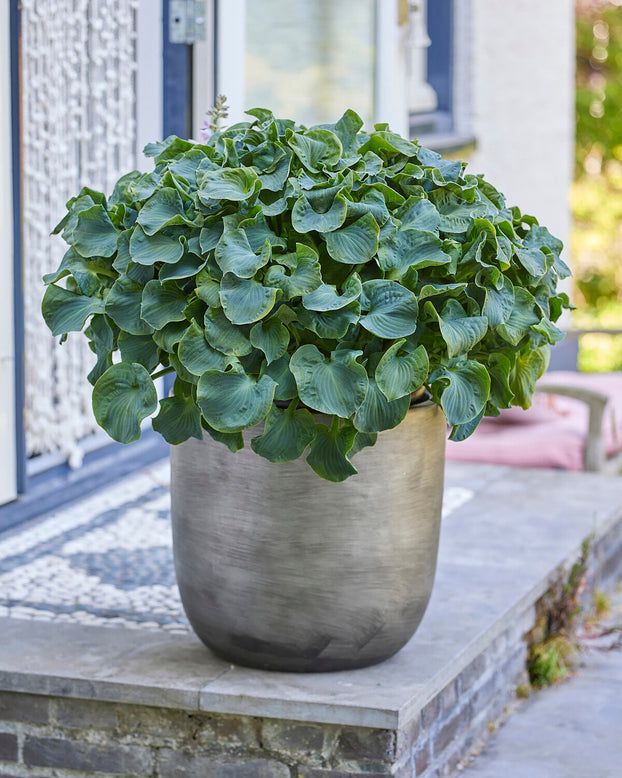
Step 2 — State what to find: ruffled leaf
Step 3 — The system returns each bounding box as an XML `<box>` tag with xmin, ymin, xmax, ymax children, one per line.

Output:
<box><xmin>251</xmin><ymin>403</ymin><xmax>317</xmax><ymax>462</ymax></box>
<box><xmin>92</xmin><ymin>362</ymin><xmax>157</xmax><ymax>443</ymax></box>
<box><xmin>178</xmin><ymin>321</ymin><xmax>231</xmax><ymax>375</ymax></box>
<box><xmin>359</xmin><ymin>279</ymin><xmax>418</xmax><ymax>338</ymax></box>
<box><xmin>376</xmin><ymin>341</ymin><xmax>429</xmax><ymax>401</ymax></box>
<box><xmin>220</xmin><ymin>273</ymin><xmax>279</xmax><ymax>325</ymax></box>
<box><xmin>197</xmin><ymin>364</ymin><xmax>276</xmax><ymax>432</ymax></box>
<box><xmin>306</xmin><ymin>421</ymin><xmax>357</xmax><ymax>482</ymax></box>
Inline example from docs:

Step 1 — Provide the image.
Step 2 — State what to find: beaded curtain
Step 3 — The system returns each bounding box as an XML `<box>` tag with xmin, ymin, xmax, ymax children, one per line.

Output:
<box><xmin>21</xmin><ymin>0</ymin><xmax>140</xmax><ymax>466</ymax></box>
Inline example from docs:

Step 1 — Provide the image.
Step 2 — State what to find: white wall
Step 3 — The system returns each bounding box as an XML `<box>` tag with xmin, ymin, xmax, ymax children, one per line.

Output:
<box><xmin>0</xmin><ymin>0</ymin><xmax>17</xmax><ymax>504</ymax></box>
<box><xmin>462</xmin><ymin>0</ymin><xmax>575</xmax><ymax>257</ymax></box>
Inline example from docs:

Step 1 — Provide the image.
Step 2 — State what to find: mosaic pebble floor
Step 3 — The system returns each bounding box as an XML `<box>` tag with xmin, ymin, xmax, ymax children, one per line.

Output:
<box><xmin>0</xmin><ymin>460</ymin><xmax>474</xmax><ymax>633</ymax></box>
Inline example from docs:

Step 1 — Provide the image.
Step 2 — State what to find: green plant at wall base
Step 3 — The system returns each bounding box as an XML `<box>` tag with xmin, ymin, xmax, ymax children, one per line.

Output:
<box><xmin>42</xmin><ymin>109</ymin><xmax>570</xmax><ymax>481</ymax></box>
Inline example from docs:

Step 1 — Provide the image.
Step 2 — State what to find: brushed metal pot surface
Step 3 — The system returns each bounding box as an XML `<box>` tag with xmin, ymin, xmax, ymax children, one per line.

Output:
<box><xmin>170</xmin><ymin>402</ymin><xmax>447</xmax><ymax>672</ymax></box>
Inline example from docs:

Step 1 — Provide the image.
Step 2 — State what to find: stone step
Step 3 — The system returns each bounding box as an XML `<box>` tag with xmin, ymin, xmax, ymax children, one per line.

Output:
<box><xmin>0</xmin><ymin>463</ymin><xmax>621</xmax><ymax>777</ymax></box>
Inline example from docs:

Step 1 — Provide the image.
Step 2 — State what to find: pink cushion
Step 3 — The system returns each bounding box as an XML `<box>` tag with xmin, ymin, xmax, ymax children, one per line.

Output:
<box><xmin>445</xmin><ymin>371</ymin><xmax>622</xmax><ymax>471</ymax></box>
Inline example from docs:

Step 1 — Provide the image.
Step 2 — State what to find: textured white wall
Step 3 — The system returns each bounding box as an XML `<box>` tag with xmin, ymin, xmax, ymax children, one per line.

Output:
<box><xmin>463</xmin><ymin>0</ymin><xmax>575</xmax><ymax>257</ymax></box>
<box><xmin>0</xmin><ymin>0</ymin><xmax>17</xmax><ymax>503</ymax></box>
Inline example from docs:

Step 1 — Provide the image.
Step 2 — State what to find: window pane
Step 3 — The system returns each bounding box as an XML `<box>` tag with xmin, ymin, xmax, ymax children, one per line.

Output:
<box><xmin>245</xmin><ymin>0</ymin><xmax>377</xmax><ymax>127</ymax></box>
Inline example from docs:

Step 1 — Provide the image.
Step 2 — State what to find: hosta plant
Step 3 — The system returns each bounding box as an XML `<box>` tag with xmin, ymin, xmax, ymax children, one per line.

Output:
<box><xmin>42</xmin><ymin>108</ymin><xmax>570</xmax><ymax>482</ymax></box>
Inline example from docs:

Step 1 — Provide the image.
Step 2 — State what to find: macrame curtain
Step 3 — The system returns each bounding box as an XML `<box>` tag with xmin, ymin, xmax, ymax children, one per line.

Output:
<box><xmin>21</xmin><ymin>0</ymin><xmax>140</xmax><ymax>466</ymax></box>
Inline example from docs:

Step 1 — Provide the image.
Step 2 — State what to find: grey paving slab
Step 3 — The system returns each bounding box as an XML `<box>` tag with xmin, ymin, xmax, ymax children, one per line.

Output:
<box><xmin>0</xmin><ymin>463</ymin><xmax>621</xmax><ymax>730</ymax></box>
<box><xmin>462</xmin><ymin>647</ymin><xmax>622</xmax><ymax>777</ymax></box>
<box><xmin>0</xmin><ymin>617</ymin><xmax>229</xmax><ymax>710</ymax></box>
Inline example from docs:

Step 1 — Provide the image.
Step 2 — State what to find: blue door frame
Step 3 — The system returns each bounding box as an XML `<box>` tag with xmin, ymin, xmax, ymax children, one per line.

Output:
<box><xmin>1</xmin><ymin>1</ymin><xmax>197</xmax><ymax>533</ymax></box>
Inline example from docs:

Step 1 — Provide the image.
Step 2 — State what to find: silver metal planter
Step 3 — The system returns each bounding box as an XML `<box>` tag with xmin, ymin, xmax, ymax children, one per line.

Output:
<box><xmin>170</xmin><ymin>402</ymin><xmax>447</xmax><ymax>672</ymax></box>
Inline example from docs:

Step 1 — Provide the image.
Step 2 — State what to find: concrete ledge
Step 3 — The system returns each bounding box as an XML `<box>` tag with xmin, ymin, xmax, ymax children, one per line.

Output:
<box><xmin>1</xmin><ymin>464</ymin><xmax>622</xmax><ymax>776</ymax></box>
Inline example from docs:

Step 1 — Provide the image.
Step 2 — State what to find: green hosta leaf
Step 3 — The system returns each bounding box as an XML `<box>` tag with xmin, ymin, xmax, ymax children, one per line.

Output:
<box><xmin>418</xmin><ymin>282</ymin><xmax>467</xmax><ymax>300</ymax></box>
<box><xmin>480</xmin><ymin>275</ymin><xmax>515</xmax><ymax>327</ymax></box>
<box><xmin>531</xmin><ymin>318</ymin><xmax>565</xmax><ymax>345</ymax></box>
<box><xmin>323</xmin><ymin>212</ymin><xmax>379</xmax><ymax>265</ymax></box>
<box><xmin>306</xmin><ymin>421</ymin><xmax>357</xmax><ymax>482</ymax></box>
<box><xmin>353</xmin><ymin>378</ymin><xmax>410</xmax><ymax>433</ymax></box>
<box><xmin>260</xmin><ymin>353</ymin><xmax>297</xmax><ymax>401</ymax></box>
<box><xmin>510</xmin><ymin>346</ymin><xmax>549</xmax><ymax>408</ymax></box>
<box><xmin>140</xmin><ymin>280</ymin><xmax>187</xmax><ymax>329</ymax></box>
<box><xmin>376</xmin><ymin>340</ymin><xmax>429</xmax><ymax>401</ymax></box>
<box><xmin>288</xmin><ymin>129</ymin><xmax>343</xmax><ymax>172</ymax></box>
<box><xmin>297</xmin><ymin>302</ymin><xmax>360</xmax><ymax>340</ymax></box>
<box><xmin>251</xmin><ymin>403</ymin><xmax>317</xmax><ymax>463</ymax></box>
<box><xmin>71</xmin><ymin>205</ymin><xmax>119</xmax><ymax>258</ymax></box>
<box><xmin>250</xmin><ymin>317</ymin><xmax>289</xmax><ymax>364</ymax></box>
<box><xmin>85</xmin><ymin>314</ymin><xmax>115</xmax><ymax>385</ymax></box>
<box><xmin>291</xmin><ymin>192</ymin><xmax>348</xmax><ymax>233</ymax></box>
<box><xmin>428</xmin><ymin>299</ymin><xmax>488</xmax><ymax>359</ymax></box>
<box><xmin>302</xmin><ymin>273</ymin><xmax>362</xmax><ymax>312</ymax></box>
<box><xmin>263</xmin><ymin>244</ymin><xmax>322</xmax><ymax>298</ymax></box>
<box><xmin>196</xmin><ymin>277</ymin><xmax>221</xmax><ymax>307</ymax></box>
<box><xmin>377</xmin><ymin>228</ymin><xmax>450</xmax><ymax>275</ymax></box>
<box><xmin>359</xmin><ymin>279</ymin><xmax>418</xmax><ymax>338</ymax></box>
<box><xmin>290</xmin><ymin>344</ymin><xmax>368</xmax><ymax>416</ymax></box>
<box><xmin>220</xmin><ymin>273</ymin><xmax>279</xmax><ymax>325</ymax></box>
<box><xmin>240</xmin><ymin>213</ymin><xmax>287</xmax><ymax>252</ymax></box>
<box><xmin>178</xmin><ymin>320</ymin><xmax>231</xmax><ymax>375</ymax></box>
<box><xmin>153</xmin><ymin>321</ymin><xmax>188</xmax><ymax>352</ymax></box>
<box><xmin>256</xmin><ymin>149</ymin><xmax>292</xmax><ymax>192</ymax></box>
<box><xmin>345</xmin><ymin>188</ymin><xmax>390</xmax><ymax>225</ymax></box>
<box><xmin>199</xmin><ymin>222</ymin><xmax>224</xmax><ymax>252</ymax></box>
<box><xmin>118</xmin><ymin>332</ymin><xmax>159</xmax><ymax>372</ymax></box>
<box><xmin>201</xmin><ymin>419</ymin><xmax>244</xmax><ymax>452</ymax></box>
<box><xmin>92</xmin><ymin>362</ymin><xmax>157</xmax><ymax>443</ymax></box>
<box><xmin>429</xmin><ymin>190</ymin><xmax>489</xmax><ymax>233</ymax></box>
<box><xmin>349</xmin><ymin>430</ymin><xmax>378</xmax><ymax>458</ymax></box>
<box><xmin>523</xmin><ymin>225</ymin><xmax>569</xmax><ymax>278</ymax></box>
<box><xmin>431</xmin><ymin>360</ymin><xmax>491</xmax><ymax>426</ymax></box>
<box><xmin>106</xmin><ymin>278</ymin><xmax>153</xmax><ymax>336</ymax></box>
<box><xmin>331</xmin><ymin>109</ymin><xmax>364</xmax><ymax>155</ymax></box>
<box><xmin>496</xmin><ymin>288</ymin><xmax>539</xmax><ymax>346</ymax></box>
<box><xmin>395</xmin><ymin>197</ymin><xmax>440</xmax><ymax>232</ymax></box>
<box><xmin>197</xmin><ymin>364</ymin><xmax>276</xmax><ymax>432</ymax></box>
<box><xmin>487</xmin><ymin>352</ymin><xmax>515</xmax><ymax>409</ymax></box>
<box><xmin>43</xmin><ymin>247</ymin><xmax>103</xmax><ymax>296</ymax></box>
<box><xmin>129</xmin><ymin>225</ymin><xmax>184</xmax><ymax>265</ymax></box>
<box><xmin>514</xmin><ymin>247</ymin><xmax>549</xmax><ymax>278</ymax></box>
<box><xmin>197</xmin><ymin>166</ymin><xmax>260</xmax><ymax>202</ymax></box>
<box><xmin>159</xmin><ymin>253</ymin><xmax>205</xmax><ymax>282</ymax></box>
<box><xmin>215</xmin><ymin>227</ymin><xmax>270</xmax><ymax>279</ymax></box>
<box><xmin>136</xmin><ymin>188</ymin><xmax>193</xmax><ymax>235</ymax></box>
<box><xmin>41</xmin><ymin>284</ymin><xmax>106</xmax><ymax>336</ymax></box>
<box><xmin>203</xmin><ymin>308</ymin><xmax>252</xmax><ymax>356</ymax></box>
<box><xmin>449</xmin><ymin>408</ymin><xmax>485</xmax><ymax>442</ymax></box>
<box><xmin>152</xmin><ymin>394</ymin><xmax>203</xmax><ymax>445</ymax></box>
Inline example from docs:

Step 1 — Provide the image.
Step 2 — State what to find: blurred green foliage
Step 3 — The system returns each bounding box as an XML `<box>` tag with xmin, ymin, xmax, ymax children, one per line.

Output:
<box><xmin>573</xmin><ymin>1</ymin><xmax>622</xmax><ymax>371</ymax></box>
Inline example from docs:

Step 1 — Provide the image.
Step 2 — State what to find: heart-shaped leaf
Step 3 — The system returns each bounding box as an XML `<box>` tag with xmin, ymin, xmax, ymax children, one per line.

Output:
<box><xmin>71</xmin><ymin>205</ymin><xmax>119</xmax><ymax>258</ymax></box>
<box><xmin>302</xmin><ymin>273</ymin><xmax>362</xmax><ymax>312</ymax></box>
<box><xmin>359</xmin><ymin>279</ymin><xmax>418</xmax><ymax>338</ymax></box>
<box><xmin>140</xmin><ymin>280</ymin><xmax>187</xmax><ymax>329</ymax></box>
<box><xmin>92</xmin><ymin>362</ymin><xmax>157</xmax><ymax>443</ymax></box>
<box><xmin>197</xmin><ymin>166</ymin><xmax>260</xmax><ymax>202</ymax></box>
<box><xmin>118</xmin><ymin>332</ymin><xmax>159</xmax><ymax>372</ymax></box>
<box><xmin>129</xmin><ymin>225</ymin><xmax>184</xmax><ymax>265</ymax></box>
<box><xmin>42</xmin><ymin>284</ymin><xmax>106</xmax><ymax>336</ymax></box>
<box><xmin>220</xmin><ymin>273</ymin><xmax>279</xmax><ymax>324</ymax></box>
<box><xmin>480</xmin><ymin>275</ymin><xmax>515</xmax><ymax>328</ymax></box>
<box><xmin>251</xmin><ymin>403</ymin><xmax>317</xmax><ymax>462</ymax></box>
<box><xmin>290</xmin><ymin>344</ymin><xmax>368</xmax><ymax>416</ymax></box>
<box><xmin>215</xmin><ymin>227</ymin><xmax>270</xmax><ymax>279</ymax></box>
<box><xmin>178</xmin><ymin>321</ymin><xmax>231</xmax><ymax>375</ymax></box>
<box><xmin>431</xmin><ymin>360</ymin><xmax>490</xmax><ymax>425</ymax></box>
<box><xmin>291</xmin><ymin>192</ymin><xmax>348</xmax><ymax>233</ymax></box>
<box><xmin>376</xmin><ymin>340</ymin><xmax>429</xmax><ymax>401</ymax></box>
<box><xmin>323</xmin><ymin>212</ymin><xmax>379</xmax><ymax>265</ymax></box>
<box><xmin>197</xmin><ymin>365</ymin><xmax>276</xmax><ymax>432</ymax></box>
<box><xmin>263</xmin><ymin>244</ymin><xmax>322</xmax><ymax>298</ymax></box>
<box><xmin>353</xmin><ymin>378</ymin><xmax>410</xmax><ymax>433</ymax></box>
<box><xmin>203</xmin><ymin>308</ymin><xmax>252</xmax><ymax>356</ymax></box>
<box><xmin>496</xmin><ymin>288</ymin><xmax>539</xmax><ymax>346</ymax></box>
<box><xmin>288</xmin><ymin>129</ymin><xmax>343</xmax><ymax>172</ymax></box>
<box><xmin>250</xmin><ymin>317</ymin><xmax>289</xmax><ymax>364</ymax></box>
<box><xmin>510</xmin><ymin>346</ymin><xmax>549</xmax><ymax>408</ymax></box>
<box><xmin>152</xmin><ymin>394</ymin><xmax>203</xmax><ymax>445</ymax></box>
<box><xmin>136</xmin><ymin>187</ymin><xmax>193</xmax><ymax>235</ymax></box>
<box><xmin>428</xmin><ymin>299</ymin><xmax>488</xmax><ymax>359</ymax></box>
<box><xmin>106</xmin><ymin>278</ymin><xmax>153</xmax><ymax>335</ymax></box>
<box><xmin>306</xmin><ymin>421</ymin><xmax>357</xmax><ymax>482</ymax></box>
<box><xmin>378</xmin><ymin>228</ymin><xmax>450</xmax><ymax>274</ymax></box>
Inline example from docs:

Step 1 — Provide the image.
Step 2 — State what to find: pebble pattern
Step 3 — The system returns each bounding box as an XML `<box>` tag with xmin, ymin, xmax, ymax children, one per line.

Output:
<box><xmin>0</xmin><ymin>462</ymin><xmax>473</xmax><ymax>632</ymax></box>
